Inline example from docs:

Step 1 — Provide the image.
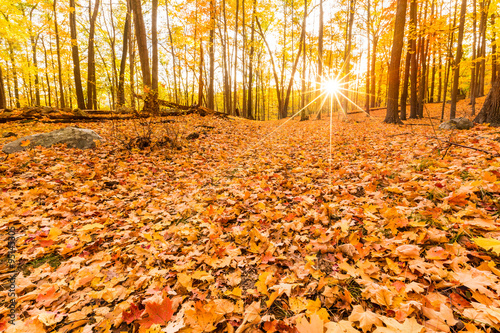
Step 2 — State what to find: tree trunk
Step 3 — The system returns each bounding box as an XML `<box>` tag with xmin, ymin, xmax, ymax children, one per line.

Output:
<box><xmin>384</xmin><ymin>0</ymin><xmax>408</xmax><ymax>124</ymax></box>
<box><xmin>342</xmin><ymin>0</ymin><xmax>355</xmax><ymax>114</ymax></box>
<box><xmin>300</xmin><ymin>0</ymin><xmax>308</xmax><ymax>121</ymax></box>
<box><xmin>441</xmin><ymin>0</ymin><xmax>458</xmax><ymax>121</ymax></box>
<box><xmin>8</xmin><ymin>43</ymin><xmax>21</xmax><ymax>108</ymax></box>
<box><xmin>491</xmin><ymin>14</ymin><xmax>497</xmax><ymax>84</ymax></box>
<box><xmin>87</xmin><ymin>0</ymin><xmax>100</xmax><ymax>110</ymax></box>
<box><xmin>132</xmin><ymin>0</ymin><xmax>151</xmax><ymax>88</ymax></box>
<box><xmin>129</xmin><ymin>29</ymin><xmax>136</xmax><ymax>109</ymax></box>
<box><xmin>256</xmin><ymin>18</ymin><xmax>282</xmax><ymax>117</ymax></box>
<box><xmin>0</xmin><ymin>66</ymin><xmax>6</xmax><ymax>109</ymax></box>
<box><xmin>69</xmin><ymin>0</ymin><xmax>86</xmax><ymax>109</ymax></box>
<box><xmin>281</xmin><ymin>2</ymin><xmax>307</xmax><ymax>119</ymax></box>
<box><xmin>370</xmin><ymin>36</ymin><xmax>378</xmax><ymax>107</ymax></box>
<box><xmin>207</xmin><ymin>0</ymin><xmax>215</xmax><ymax>110</ymax></box>
<box><xmin>473</xmin><ymin>77</ymin><xmax>500</xmax><ymax>125</ymax></box>
<box><xmin>471</xmin><ymin>0</ymin><xmax>477</xmax><ymax>115</ymax></box>
<box><xmin>246</xmin><ymin>0</ymin><xmax>257</xmax><ymax>119</ymax></box>
<box><xmin>152</xmin><ymin>0</ymin><xmax>158</xmax><ymax>93</ymax></box>
<box><xmin>53</xmin><ymin>0</ymin><xmax>65</xmax><ymax>108</ymax></box>
<box><xmin>41</xmin><ymin>38</ymin><xmax>52</xmax><ymax>106</ymax></box>
<box><xmin>117</xmin><ymin>0</ymin><xmax>131</xmax><ymax>106</ymax></box>
<box><xmin>233</xmin><ymin>0</ymin><xmax>239</xmax><ymax>114</ymax></box>
<box><xmin>449</xmin><ymin>0</ymin><xmax>467</xmax><ymax>119</ymax></box>
<box><xmin>400</xmin><ymin>46</ymin><xmax>411</xmax><ymax>120</ymax></box>
<box><xmin>222</xmin><ymin>0</ymin><xmax>232</xmax><ymax>114</ymax></box>
<box><xmin>365</xmin><ymin>0</ymin><xmax>370</xmax><ymax>116</ymax></box>
<box><xmin>409</xmin><ymin>0</ymin><xmax>418</xmax><ymax>119</ymax></box>
<box><xmin>165</xmin><ymin>0</ymin><xmax>179</xmax><ymax>104</ymax></box>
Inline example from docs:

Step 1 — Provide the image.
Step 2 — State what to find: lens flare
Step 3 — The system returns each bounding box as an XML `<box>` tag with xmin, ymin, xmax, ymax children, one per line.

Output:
<box><xmin>322</xmin><ymin>79</ymin><xmax>341</xmax><ymax>96</ymax></box>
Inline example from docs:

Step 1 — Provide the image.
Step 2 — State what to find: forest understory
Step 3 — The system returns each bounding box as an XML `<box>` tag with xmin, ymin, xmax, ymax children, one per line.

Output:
<box><xmin>1</xmin><ymin>98</ymin><xmax>500</xmax><ymax>333</ymax></box>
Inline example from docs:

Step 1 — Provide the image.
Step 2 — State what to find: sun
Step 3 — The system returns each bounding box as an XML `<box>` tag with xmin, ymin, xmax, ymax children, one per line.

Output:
<box><xmin>322</xmin><ymin>79</ymin><xmax>341</xmax><ymax>96</ymax></box>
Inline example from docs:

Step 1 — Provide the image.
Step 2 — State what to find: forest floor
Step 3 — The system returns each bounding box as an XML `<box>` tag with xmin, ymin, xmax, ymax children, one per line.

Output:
<box><xmin>1</xmin><ymin>97</ymin><xmax>500</xmax><ymax>333</ymax></box>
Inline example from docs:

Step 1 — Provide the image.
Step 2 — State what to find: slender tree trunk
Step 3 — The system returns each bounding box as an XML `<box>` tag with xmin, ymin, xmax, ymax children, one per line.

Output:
<box><xmin>233</xmin><ymin>0</ymin><xmax>239</xmax><ymax>114</ymax></box>
<box><xmin>53</xmin><ymin>0</ymin><xmax>65</xmax><ymax>108</ymax></box>
<box><xmin>107</xmin><ymin>0</ymin><xmax>119</xmax><ymax>109</ymax></box>
<box><xmin>256</xmin><ymin>18</ymin><xmax>283</xmax><ymax>117</ymax></box>
<box><xmin>417</xmin><ymin>0</ymin><xmax>431</xmax><ymax>118</ymax></box>
<box><xmin>300</xmin><ymin>0</ymin><xmax>308</xmax><ymax>121</ymax></box>
<box><xmin>342</xmin><ymin>0</ymin><xmax>356</xmax><ymax>114</ymax></box>
<box><xmin>370</xmin><ymin>36</ymin><xmax>378</xmax><ymax>107</ymax></box>
<box><xmin>430</xmin><ymin>47</ymin><xmax>436</xmax><ymax>103</ymax></box>
<box><xmin>409</xmin><ymin>0</ymin><xmax>418</xmax><ymax>118</ymax></box>
<box><xmin>384</xmin><ymin>0</ymin><xmax>408</xmax><ymax>124</ymax></box>
<box><xmin>152</xmin><ymin>0</ymin><xmax>158</xmax><ymax>93</ymax></box>
<box><xmin>222</xmin><ymin>0</ymin><xmax>232</xmax><ymax>114</ymax></box>
<box><xmin>207</xmin><ymin>0</ymin><xmax>215</xmax><ymax>110</ymax></box>
<box><xmin>242</xmin><ymin>0</ymin><xmax>247</xmax><ymax>117</ymax></box>
<box><xmin>437</xmin><ymin>42</ymin><xmax>442</xmax><ymax>102</ymax></box>
<box><xmin>365</xmin><ymin>0</ymin><xmax>370</xmax><ymax>115</ymax></box>
<box><xmin>441</xmin><ymin>1</ymin><xmax>458</xmax><ymax>121</ymax></box>
<box><xmin>69</xmin><ymin>0</ymin><xmax>86</xmax><ymax>109</ymax></box>
<box><xmin>246</xmin><ymin>0</ymin><xmax>257</xmax><ymax>119</ymax></box>
<box><xmin>450</xmin><ymin>0</ymin><xmax>467</xmax><ymax>119</ymax></box>
<box><xmin>471</xmin><ymin>0</ymin><xmax>477</xmax><ymax>114</ymax></box>
<box><xmin>42</xmin><ymin>39</ymin><xmax>52</xmax><ymax>106</ymax></box>
<box><xmin>400</xmin><ymin>46</ymin><xmax>411</xmax><ymax>120</ymax></box>
<box><xmin>87</xmin><ymin>0</ymin><xmax>99</xmax><ymax>109</ymax></box>
<box><xmin>491</xmin><ymin>14</ymin><xmax>497</xmax><ymax>84</ymax></box>
<box><xmin>129</xmin><ymin>30</ymin><xmax>136</xmax><ymax>109</ymax></box>
<box><xmin>29</xmin><ymin>8</ymin><xmax>41</xmax><ymax>108</ymax></box>
<box><xmin>8</xmin><ymin>43</ymin><xmax>20</xmax><ymax>108</ymax></box>
<box><xmin>281</xmin><ymin>1</ymin><xmax>307</xmax><ymax>118</ymax></box>
<box><xmin>117</xmin><ymin>0</ymin><xmax>131</xmax><ymax>106</ymax></box>
<box><xmin>165</xmin><ymin>0</ymin><xmax>179</xmax><ymax>104</ymax></box>
<box><xmin>0</xmin><ymin>66</ymin><xmax>6</xmax><ymax>109</ymax></box>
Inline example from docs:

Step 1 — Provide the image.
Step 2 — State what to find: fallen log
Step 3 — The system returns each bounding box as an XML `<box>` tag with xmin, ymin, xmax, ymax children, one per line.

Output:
<box><xmin>134</xmin><ymin>94</ymin><xmax>229</xmax><ymax>118</ymax></box>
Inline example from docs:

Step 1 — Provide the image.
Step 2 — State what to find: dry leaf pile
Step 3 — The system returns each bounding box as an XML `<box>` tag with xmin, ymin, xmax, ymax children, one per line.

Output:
<box><xmin>1</xmin><ymin>103</ymin><xmax>500</xmax><ymax>333</ymax></box>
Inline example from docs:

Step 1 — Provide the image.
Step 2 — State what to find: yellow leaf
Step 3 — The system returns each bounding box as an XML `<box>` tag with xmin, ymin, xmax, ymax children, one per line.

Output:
<box><xmin>296</xmin><ymin>313</ymin><xmax>324</xmax><ymax>333</ymax></box>
<box><xmin>20</xmin><ymin>139</ymin><xmax>31</xmax><ymax>147</ymax></box>
<box><xmin>472</xmin><ymin>237</ymin><xmax>500</xmax><ymax>255</ymax></box>
<box><xmin>289</xmin><ymin>297</ymin><xmax>308</xmax><ymax>313</ymax></box>
<box><xmin>265</xmin><ymin>290</ymin><xmax>280</xmax><ymax>308</ymax></box>
<box><xmin>48</xmin><ymin>227</ymin><xmax>62</xmax><ymax>241</ymax></box>
<box><xmin>79</xmin><ymin>223</ymin><xmax>104</xmax><ymax>232</ymax></box>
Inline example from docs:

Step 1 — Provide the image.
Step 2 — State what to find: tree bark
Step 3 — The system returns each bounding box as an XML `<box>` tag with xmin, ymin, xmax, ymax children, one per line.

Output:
<box><xmin>152</xmin><ymin>0</ymin><xmax>159</xmax><ymax>93</ymax></box>
<box><xmin>449</xmin><ymin>0</ymin><xmax>467</xmax><ymax>119</ymax></box>
<box><xmin>117</xmin><ymin>0</ymin><xmax>131</xmax><ymax>106</ymax></box>
<box><xmin>281</xmin><ymin>2</ymin><xmax>307</xmax><ymax>119</ymax></box>
<box><xmin>69</xmin><ymin>0</ymin><xmax>86</xmax><ymax>109</ymax></box>
<box><xmin>400</xmin><ymin>46</ymin><xmax>411</xmax><ymax>120</ymax></box>
<box><xmin>246</xmin><ymin>0</ymin><xmax>257</xmax><ymax>119</ymax></box>
<box><xmin>53</xmin><ymin>0</ymin><xmax>65</xmax><ymax>108</ymax></box>
<box><xmin>0</xmin><ymin>66</ymin><xmax>6</xmax><ymax>109</ymax></box>
<box><xmin>233</xmin><ymin>0</ymin><xmax>239</xmax><ymax>114</ymax></box>
<box><xmin>384</xmin><ymin>0</ymin><xmax>408</xmax><ymax>124</ymax></box>
<box><xmin>473</xmin><ymin>77</ymin><xmax>500</xmax><ymax>125</ymax></box>
<box><xmin>207</xmin><ymin>0</ymin><xmax>215</xmax><ymax>110</ymax></box>
<box><xmin>87</xmin><ymin>0</ymin><xmax>99</xmax><ymax>110</ymax></box>
<box><xmin>365</xmin><ymin>0</ymin><xmax>370</xmax><ymax>116</ymax></box>
<box><xmin>409</xmin><ymin>0</ymin><xmax>418</xmax><ymax>119</ymax></box>
<box><xmin>165</xmin><ymin>0</ymin><xmax>179</xmax><ymax>104</ymax></box>
<box><xmin>300</xmin><ymin>0</ymin><xmax>308</xmax><ymax>121</ymax></box>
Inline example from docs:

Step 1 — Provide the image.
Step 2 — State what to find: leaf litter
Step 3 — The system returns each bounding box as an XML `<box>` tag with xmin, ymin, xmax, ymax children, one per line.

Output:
<box><xmin>1</xmin><ymin>103</ymin><xmax>500</xmax><ymax>332</ymax></box>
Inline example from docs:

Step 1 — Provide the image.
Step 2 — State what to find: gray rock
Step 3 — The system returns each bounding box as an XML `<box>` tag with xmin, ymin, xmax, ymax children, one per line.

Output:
<box><xmin>439</xmin><ymin>117</ymin><xmax>474</xmax><ymax>130</ymax></box>
<box><xmin>2</xmin><ymin>127</ymin><xmax>103</xmax><ymax>154</ymax></box>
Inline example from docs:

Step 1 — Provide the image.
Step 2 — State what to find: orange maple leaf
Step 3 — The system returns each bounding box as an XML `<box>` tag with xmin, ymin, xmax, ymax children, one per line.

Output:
<box><xmin>122</xmin><ymin>303</ymin><xmax>144</xmax><ymax>324</ymax></box>
<box><xmin>20</xmin><ymin>139</ymin><xmax>31</xmax><ymax>147</ymax></box>
<box><xmin>138</xmin><ymin>296</ymin><xmax>174</xmax><ymax>328</ymax></box>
